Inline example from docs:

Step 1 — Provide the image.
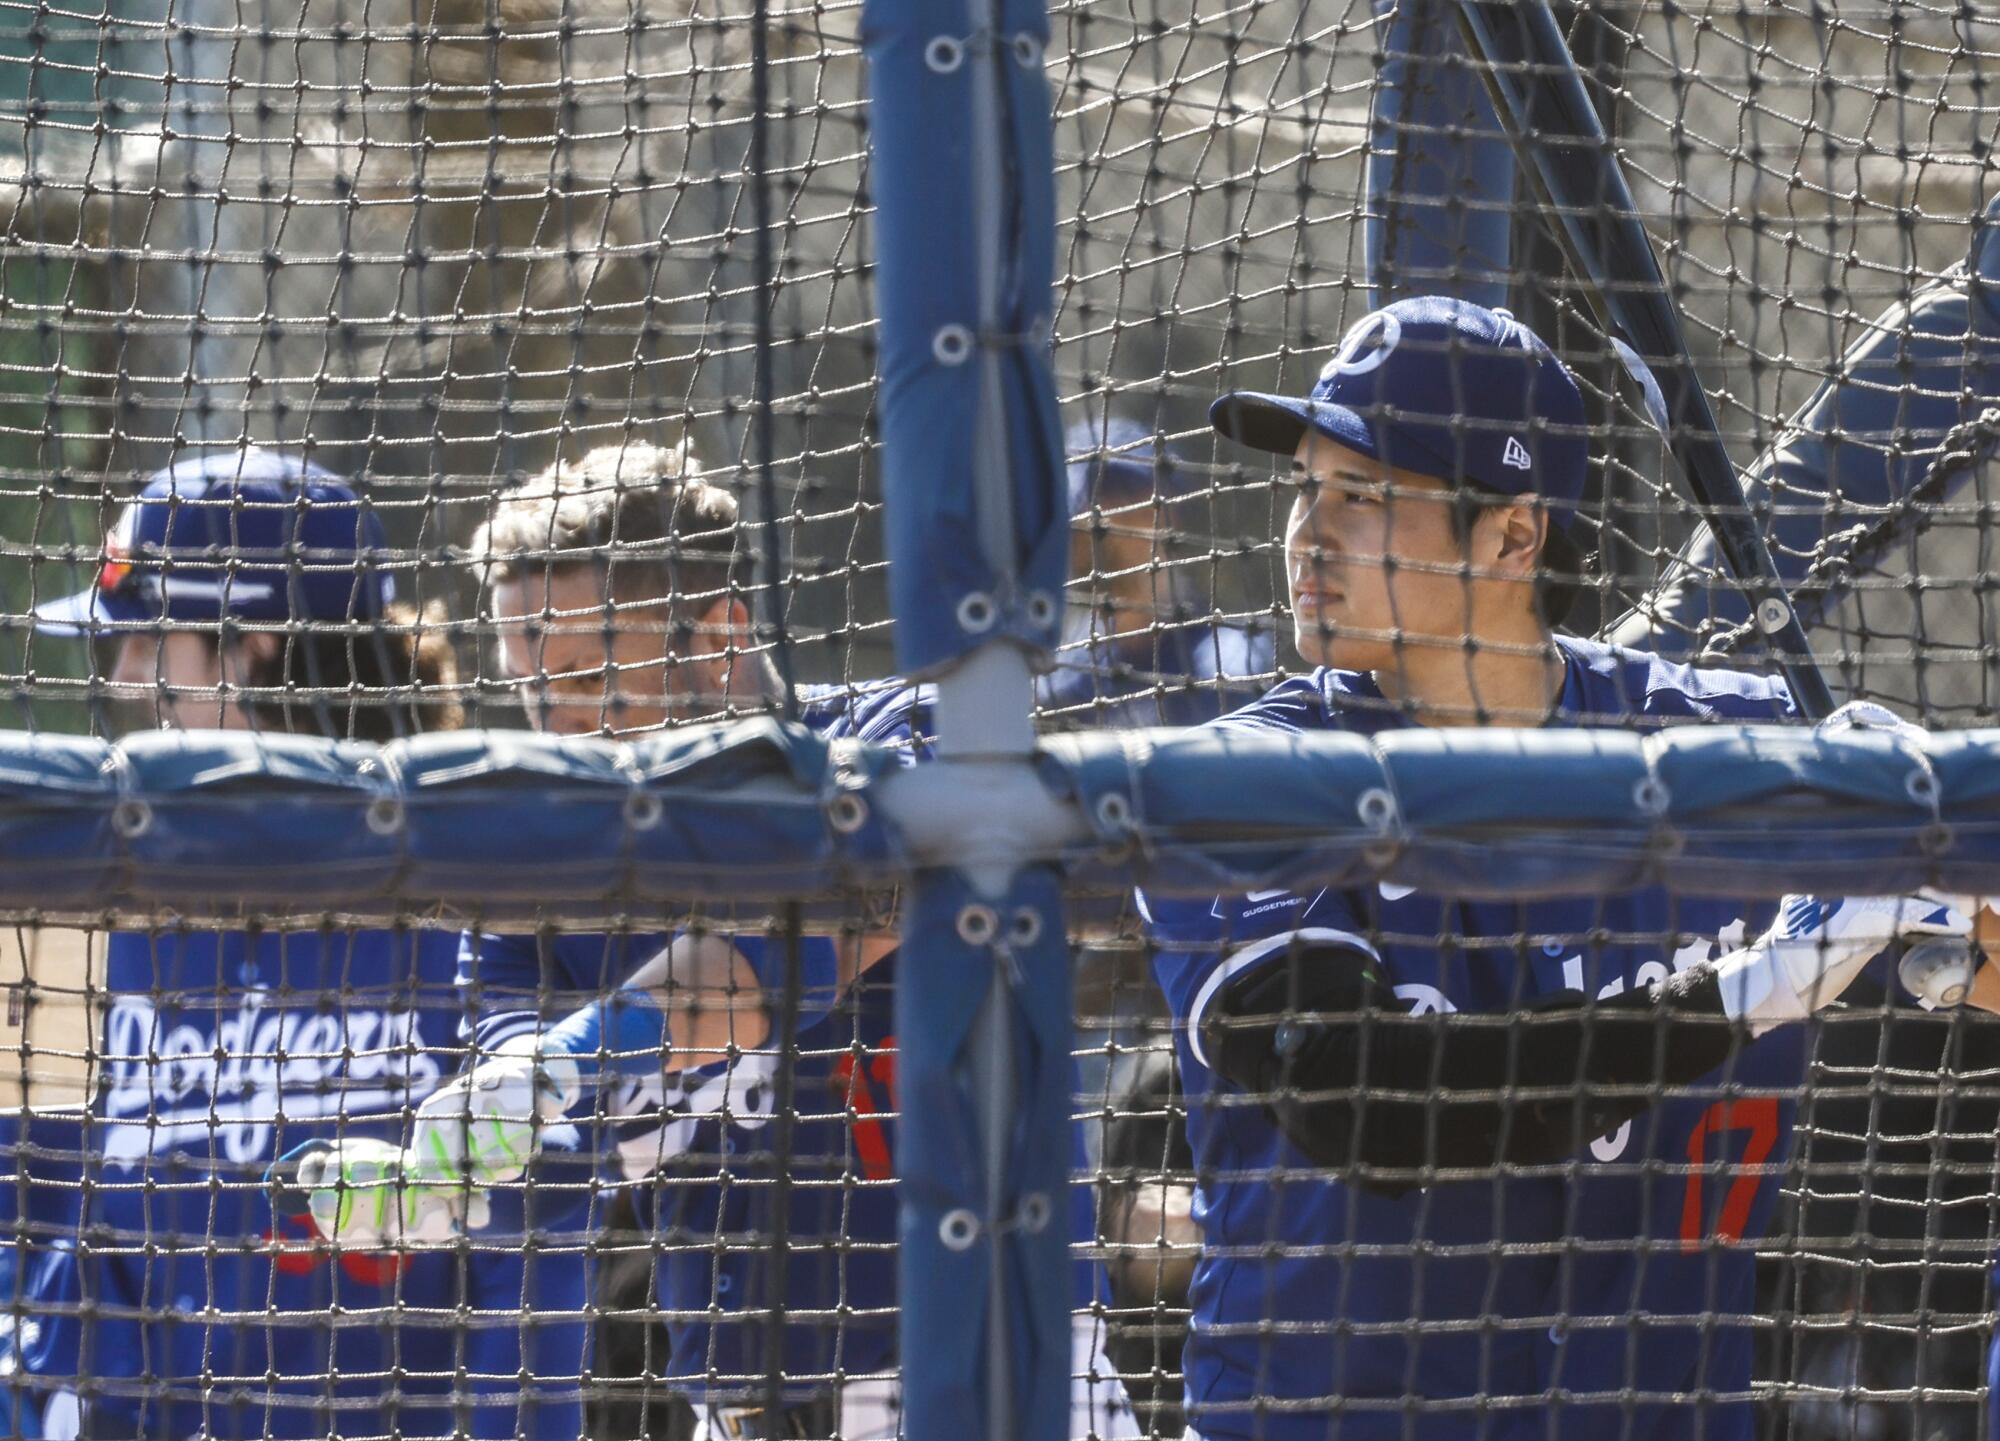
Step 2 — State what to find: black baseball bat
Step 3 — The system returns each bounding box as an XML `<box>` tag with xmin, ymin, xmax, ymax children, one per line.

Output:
<box><xmin>1451</xmin><ymin>0</ymin><xmax>1836</xmax><ymax>719</ymax></box>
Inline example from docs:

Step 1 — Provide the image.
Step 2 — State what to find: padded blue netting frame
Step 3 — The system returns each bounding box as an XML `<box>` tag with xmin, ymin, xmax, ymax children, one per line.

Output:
<box><xmin>8</xmin><ymin>1</ymin><xmax>2000</xmax><ymax>1439</ymax></box>
<box><xmin>6</xmin><ymin>705</ymin><xmax>2000</xmax><ymax>1437</ymax></box>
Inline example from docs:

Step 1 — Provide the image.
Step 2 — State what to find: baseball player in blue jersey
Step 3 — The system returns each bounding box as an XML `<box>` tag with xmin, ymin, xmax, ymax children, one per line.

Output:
<box><xmin>1137</xmin><ymin>297</ymin><xmax>1994</xmax><ymax>1441</ymax></box>
<box><xmin>1042</xmin><ymin>416</ymin><xmax>1275</xmax><ymax>730</ymax></box>
<box><xmin>291</xmin><ymin>441</ymin><xmax>1136</xmax><ymax>1437</ymax></box>
<box><xmin>1</xmin><ymin>449</ymin><xmax>589</xmax><ymax>1440</ymax></box>
<box><xmin>445</xmin><ymin>717</ymin><xmax>920</xmax><ymax>1435</ymax></box>
<box><xmin>441</xmin><ymin>924</ymin><xmax>905</xmax><ymax>1440</ymax></box>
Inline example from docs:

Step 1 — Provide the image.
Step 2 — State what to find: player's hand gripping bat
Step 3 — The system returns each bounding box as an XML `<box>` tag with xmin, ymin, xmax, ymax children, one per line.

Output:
<box><xmin>266</xmin><ymin>980</ymin><xmax>692</xmax><ymax>1250</ymax></box>
<box><xmin>267</xmin><ymin>1137</ymin><xmax>489</xmax><ymax>1250</ymax></box>
<box><xmin>266</xmin><ymin>1045</ymin><xmax>582</xmax><ymax>1250</ymax></box>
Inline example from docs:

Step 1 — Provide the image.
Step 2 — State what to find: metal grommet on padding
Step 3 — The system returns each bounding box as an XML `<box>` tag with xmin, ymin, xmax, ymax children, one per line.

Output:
<box><xmin>1011</xmin><ymin>32</ymin><xmax>1042</xmax><ymax>67</ymax></box>
<box><xmin>827</xmin><ymin>792</ymin><xmax>868</xmax><ymax>834</ymax></box>
<box><xmin>113</xmin><ymin>798</ymin><xmax>152</xmax><ymax>839</ymax></box>
<box><xmin>924</xmin><ymin>35</ymin><xmax>964</xmax><ymax>72</ymax></box>
<box><xmin>366</xmin><ymin>796</ymin><xmax>406</xmax><ymax>836</ymax></box>
<box><xmin>1018</xmin><ymin>1192</ymin><xmax>1052</xmax><ymax>1233</ymax></box>
<box><xmin>1026</xmin><ymin>590</ymin><xmax>1057</xmax><ymax>627</ymax></box>
<box><xmin>932</xmin><ymin>325</ymin><xmax>973</xmax><ymax>366</ymax></box>
<box><xmin>1095</xmin><ymin>792</ymin><xmax>1132</xmax><ymax>831</ymax></box>
<box><xmin>623</xmin><ymin>790</ymin><xmax>663</xmax><ymax>831</ymax></box>
<box><xmin>956</xmin><ymin>904</ymin><xmax>999</xmax><ymax>946</ymax></box>
<box><xmin>1755</xmin><ymin>597</ymin><xmax>1793</xmax><ymax>634</ymax></box>
<box><xmin>1906</xmin><ymin>768</ymin><xmax>1938</xmax><ymax>804</ymax></box>
<box><xmin>956</xmin><ymin>592</ymin><xmax>997</xmax><ymax>633</ymax></box>
<box><xmin>1356</xmin><ymin>787</ymin><xmax>1397</xmax><ymax>831</ymax></box>
<box><xmin>939</xmin><ymin>1208</ymin><xmax>980</xmax><ymax>1250</ymax></box>
<box><xmin>1007</xmin><ymin>908</ymin><xmax>1042</xmax><ymax>947</ymax></box>
<box><xmin>1631</xmin><ymin>777</ymin><xmax>1670</xmax><ymax>816</ymax></box>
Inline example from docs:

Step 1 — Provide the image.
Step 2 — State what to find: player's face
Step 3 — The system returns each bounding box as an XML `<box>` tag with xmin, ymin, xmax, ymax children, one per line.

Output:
<box><xmin>108</xmin><ymin>631</ymin><xmax>237</xmax><ymax>730</ymax></box>
<box><xmin>491</xmin><ymin>566</ymin><xmax>678</xmax><ymax>736</ymax></box>
<box><xmin>1284</xmin><ymin>432</ymin><xmax>1473</xmax><ymax>673</ymax></box>
<box><xmin>490</xmin><ymin>566</ymin><xmax>731</xmax><ymax>736</ymax></box>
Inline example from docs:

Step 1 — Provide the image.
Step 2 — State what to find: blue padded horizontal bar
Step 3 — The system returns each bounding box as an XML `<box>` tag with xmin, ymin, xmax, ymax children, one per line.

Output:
<box><xmin>0</xmin><ymin>722</ymin><xmax>897</xmax><ymax>919</ymax></box>
<box><xmin>1043</xmin><ymin>724</ymin><xmax>2000</xmax><ymax>901</ymax></box>
<box><xmin>2</xmin><ymin>723</ymin><xmax>1998</xmax><ymax>916</ymax></box>
<box><xmin>0</xmin><ymin>734</ymin><xmax>123</xmax><ymax>907</ymax></box>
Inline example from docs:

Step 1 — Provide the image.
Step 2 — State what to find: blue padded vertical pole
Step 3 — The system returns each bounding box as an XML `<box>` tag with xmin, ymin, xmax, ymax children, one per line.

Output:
<box><xmin>861</xmin><ymin>1</ymin><xmax>1071</xmax><ymax>1440</ymax></box>
<box><xmin>863</xmin><ymin>0</ymin><xmax>1068</xmax><ymax>679</ymax></box>
<box><xmin>1367</xmin><ymin>0</ymin><xmax>1515</xmax><ymax>309</ymax></box>
<box><xmin>895</xmin><ymin>869</ymin><xmax>1072</xmax><ymax>1441</ymax></box>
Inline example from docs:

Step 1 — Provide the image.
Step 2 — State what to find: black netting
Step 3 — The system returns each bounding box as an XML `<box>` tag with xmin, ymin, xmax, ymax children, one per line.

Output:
<box><xmin>2</xmin><ymin>3</ymin><xmax>2000</xmax><ymax>1440</ymax></box>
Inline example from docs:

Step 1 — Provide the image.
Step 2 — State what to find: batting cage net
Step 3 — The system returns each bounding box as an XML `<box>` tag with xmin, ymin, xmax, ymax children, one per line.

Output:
<box><xmin>1</xmin><ymin>1</ymin><xmax>1999</xmax><ymax>1440</ymax></box>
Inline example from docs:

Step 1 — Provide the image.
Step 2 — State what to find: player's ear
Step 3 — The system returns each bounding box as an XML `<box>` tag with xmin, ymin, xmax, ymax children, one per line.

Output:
<box><xmin>686</xmin><ymin>594</ymin><xmax>752</xmax><ymax>657</ymax></box>
<box><xmin>1486</xmin><ymin>501</ymin><xmax>1548</xmax><ymax>580</ymax></box>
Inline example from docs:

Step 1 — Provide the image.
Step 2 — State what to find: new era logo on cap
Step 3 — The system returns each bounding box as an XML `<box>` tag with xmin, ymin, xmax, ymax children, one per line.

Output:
<box><xmin>1502</xmin><ymin>436</ymin><xmax>1532</xmax><ymax>471</ymax></box>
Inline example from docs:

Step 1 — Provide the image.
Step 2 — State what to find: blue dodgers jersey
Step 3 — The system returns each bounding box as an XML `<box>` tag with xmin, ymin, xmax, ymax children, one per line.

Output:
<box><xmin>457</xmin><ymin>682</ymin><xmax>932</xmax><ymax>1174</ymax></box>
<box><xmin>632</xmin><ymin>955</ymin><xmax>900</xmax><ymax>1405</ymax></box>
<box><xmin>458</xmin><ymin>927</ymin><xmax>847</xmax><ymax>1184</ymax></box>
<box><xmin>1141</xmin><ymin>636</ymin><xmax>1807</xmax><ymax>1441</ymax></box>
<box><xmin>456</xmin><ymin>683</ymin><xmax>930</xmax><ymax>1405</ymax></box>
<box><xmin>11</xmin><ymin>927</ymin><xmax>588</xmax><ymax>1441</ymax></box>
<box><xmin>1988</xmin><ymin>1283</ymin><xmax>2000</xmax><ymax>1441</ymax></box>
<box><xmin>793</xmin><ymin>677</ymin><xmax>936</xmax><ymax>755</ymax></box>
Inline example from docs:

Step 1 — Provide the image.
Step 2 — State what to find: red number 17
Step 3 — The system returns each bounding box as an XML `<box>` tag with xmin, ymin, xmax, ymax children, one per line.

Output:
<box><xmin>1679</xmin><ymin>1097</ymin><xmax>1780</xmax><ymax>1250</ymax></box>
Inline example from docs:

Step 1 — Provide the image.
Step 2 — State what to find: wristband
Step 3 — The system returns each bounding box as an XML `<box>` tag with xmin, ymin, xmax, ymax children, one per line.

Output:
<box><xmin>540</xmin><ymin>985</ymin><xmax>673</xmax><ymax>1087</ymax></box>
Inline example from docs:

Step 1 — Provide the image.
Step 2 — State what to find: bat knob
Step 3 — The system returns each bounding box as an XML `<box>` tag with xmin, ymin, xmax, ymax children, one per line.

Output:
<box><xmin>266</xmin><ymin>1139</ymin><xmax>337</xmax><ymax>1220</ymax></box>
<box><xmin>1898</xmin><ymin>936</ymin><xmax>1977</xmax><ymax>1010</ymax></box>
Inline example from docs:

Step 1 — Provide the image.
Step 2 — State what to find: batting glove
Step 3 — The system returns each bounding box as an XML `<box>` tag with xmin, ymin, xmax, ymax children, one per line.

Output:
<box><xmin>272</xmin><ymin>1137</ymin><xmax>487</xmax><ymax>1250</ymax></box>
<box><xmin>407</xmin><ymin>1038</ymin><xmax>581</xmax><ymax>1190</ymax></box>
<box><xmin>1714</xmin><ymin>892</ymin><xmax>1973</xmax><ymax>1035</ymax></box>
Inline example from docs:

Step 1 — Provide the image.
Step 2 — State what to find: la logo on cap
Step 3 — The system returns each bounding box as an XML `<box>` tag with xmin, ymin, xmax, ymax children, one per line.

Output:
<box><xmin>1502</xmin><ymin>437</ymin><xmax>1532</xmax><ymax>471</ymax></box>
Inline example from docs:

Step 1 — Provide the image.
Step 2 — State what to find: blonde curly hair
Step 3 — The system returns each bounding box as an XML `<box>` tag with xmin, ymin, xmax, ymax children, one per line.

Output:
<box><xmin>471</xmin><ymin>440</ymin><xmax>747</xmax><ymax>609</ymax></box>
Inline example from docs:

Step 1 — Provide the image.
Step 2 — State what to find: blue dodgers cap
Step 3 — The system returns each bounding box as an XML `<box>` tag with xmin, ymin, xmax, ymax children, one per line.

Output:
<box><xmin>34</xmin><ymin>447</ymin><xmax>396</xmax><ymax>636</ymax></box>
<box><xmin>1209</xmin><ymin>297</ymin><xmax>1590</xmax><ymax>529</ymax></box>
<box><xmin>1065</xmin><ymin>415</ymin><xmax>1199</xmax><ymax>518</ymax></box>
